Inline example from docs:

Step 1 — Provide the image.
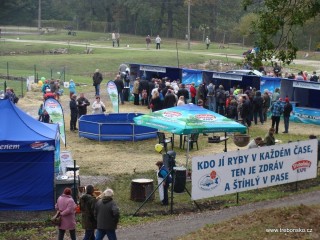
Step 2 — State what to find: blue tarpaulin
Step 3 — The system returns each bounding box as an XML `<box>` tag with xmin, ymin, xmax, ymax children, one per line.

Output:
<box><xmin>182</xmin><ymin>69</ymin><xmax>203</xmax><ymax>87</ymax></box>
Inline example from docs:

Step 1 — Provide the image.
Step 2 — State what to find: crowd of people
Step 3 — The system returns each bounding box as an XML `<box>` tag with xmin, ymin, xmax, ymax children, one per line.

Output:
<box><xmin>28</xmin><ymin>69</ymin><xmax>300</xmax><ymax>138</ymax></box>
<box><xmin>56</xmin><ymin>186</ymin><xmax>119</xmax><ymax>240</ymax></box>
<box><xmin>245</xmin><ymin>60</ymin><xmax>320</xmax><ymax>82</ymax></box>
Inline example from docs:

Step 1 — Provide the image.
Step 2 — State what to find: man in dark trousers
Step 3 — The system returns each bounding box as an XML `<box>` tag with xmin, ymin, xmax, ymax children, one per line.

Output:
<box><xmin>241</xmin><ymin>95</ymin><xmax>252</xmax><ymax>127</ymax></box>
<box><xmin>156</xmin><ymin>161</ymin><xmax>172</xmax><ymax>206</ymax></box>
<box><xmin>69</xmin><ymin>94</ymin><xmax>78</xmax><ymax>131</ymax></box>
<box><xmin>253</xmin><ymin>91</ymin><xmax>264</xmax><ymax>125</ymax></box>
<box><xmin>94</xmin><ymin>188</ymin><xmax>120</xmax><ymax>240</ymax></box>
<box><xmin>92</xmin><ymin>69</ymin><xmax>103</xmax><ymax>96</ymax></box>
<box><xmin>80</xmin><ymin>185</ymin><xmax>97</xmax><ymax>240</ymax></box>
<box><xmin>283</xmin><ymin>97</ymin><xmax>293</xmax><ymax>133</ymax></box>
<box><xmin>114</xmin><ymin>74</ymin><xmax>124</xmax><ymax>104</ymax></box>
<box><xmin>269</xmin><ymin>98</ymin><xmax>284</xmax><ymax>134</ymax></box>
<box><xmin>77</xmin><ymin>93</ymin><xmax>90</xmax><ymax>118</ymax></box>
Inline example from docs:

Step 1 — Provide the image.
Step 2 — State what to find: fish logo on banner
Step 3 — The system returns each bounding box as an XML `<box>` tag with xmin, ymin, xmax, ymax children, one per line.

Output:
<box><xmin>107</xmin><ymin>80</ymin><xmax>119</xmax><ymax>113</ymax></box>
<box><xmin>198</xmin><ymin>170</ymin><xmax>221</xmax><ymax>191</ymax></box>
<box><xmin>44</xmin><ymin>98</ymin><xmax>66</xmax><ymax>146</ymax></box>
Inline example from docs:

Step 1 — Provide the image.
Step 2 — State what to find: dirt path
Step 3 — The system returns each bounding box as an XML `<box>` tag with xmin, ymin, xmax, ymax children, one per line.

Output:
<box><xmin>4</xmin><ymin>38</ymin><xmax>320</xmax><ymax>70</ymax></box>
<box><xmin>116</xmin><ymin>190</ymin><xmax>320</xmax><ymax>240</ymax></box>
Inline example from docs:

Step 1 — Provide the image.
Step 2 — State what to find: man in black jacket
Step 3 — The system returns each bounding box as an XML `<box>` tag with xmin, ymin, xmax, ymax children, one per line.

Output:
<box><xmin>77</xmin><ymin>93</ymin><xmax>90</xmax><ymax>118</ymax></box>
<box><xmin>114</xmin><ymin>74</ymin><xmax>124</xmax><ymax>104</ymax></box>
<box><xmin>283</xmin><ymin>97</ymin><xmax>293</xmax><ymax>133</ymax></box>
<box><xmin>163</xmin><ymin>89</ymin><xmax>177</xmax><ymax>108</ymax></box>
<box><xmin>241</xmin><ymin>95</ymin><xmax>252</xmax><ymax>127</ymax></box>
<box><xmin>94</xmin><ymin>188</ymin><xmax>120</xmax><ymax>240</ymax></box>
<box><xmin>69</xmin><ymin>94</ymin><xmax>78</xmax><ymax>131</ymax></box>
<box><xmin>253</xmin><ymin>91</ymin><xmax>264</xmax><ymax>125</ymax></box>
<box><xmin>177</xmin><ymin>83</ymin><xmax>189</xmax><ymax>104</ymax></box>
<box><xmin>93</xmin><ymin>69</ymin><xmax>103</xmax><ymax>96</ymax></box>
<box><xmin>80</xmin><ymin>185</ymin><xmax>97</xmax><ymax>240</ymax></box>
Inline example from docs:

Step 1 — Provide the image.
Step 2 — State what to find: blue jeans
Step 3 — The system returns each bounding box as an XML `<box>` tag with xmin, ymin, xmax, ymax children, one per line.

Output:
<box><xmin>95</xmin><ymin>229</ymin><xmax>117</xmax><ymax>240</ymax></box>
<box><xmin>207</xmin><ymin>96</ymin><xmax>216</xmax><ymax>112</ymax></box>
<box><xmin>83</xmin><ymin>229</ymin><xmax>95</xmax><ymax>240</ymax></box>
<box><xmin>95</xmin><ymin>84</ymin><xmax>100</xmax><ymax>96</ymax></box>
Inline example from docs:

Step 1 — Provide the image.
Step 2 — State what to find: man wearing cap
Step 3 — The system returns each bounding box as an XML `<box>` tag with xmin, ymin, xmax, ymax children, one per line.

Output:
<box><xmin>269</xmin><ymin>98</ymin><xmax>284</xmax><ymax>134</ymax></box>
<box><xmin>283</xmin><ymin>97</ymin><xmax>293</xmax><ymax>133</ymax></box>
<box><xmin>69</xmin><ymin>94</ymin><xmax>78</xmax><ymax>131</ymax></box>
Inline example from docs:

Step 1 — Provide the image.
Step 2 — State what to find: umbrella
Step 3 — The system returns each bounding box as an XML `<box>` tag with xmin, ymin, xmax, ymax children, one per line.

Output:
<box><xmin>134</xmin><ymin>104</ymin><xmax>247</xmax><ymax>166</ymax></box>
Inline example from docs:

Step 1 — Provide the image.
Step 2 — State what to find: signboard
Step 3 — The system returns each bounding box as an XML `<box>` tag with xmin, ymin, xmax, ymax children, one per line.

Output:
<box><xmin>293</xmin><ymin>81</ymin><xmax>320</xmax><ymax>90</ymax></box>
<box><xmin>60</xmin><ymin>150</ymin><xmax>73</xmax><ymax>174</ymax></box>
<box><xmin>107</xmin><ymin>80</ymin><xmax>119</xmax><ymax>113</ymax></box>
<box><xmin>140</xmin><ymin>65</ymin><xmax>166</xmax><ymax>73</ymax></box>
<box><xmin>191</xmin><ymin>139</ymin><xmax>318</xmax><ymax>200</ymax></box>
<box><xmin>212</xmin><ymin>72</ymin><xmax>243</xmax><ymax>81</ymax></box>
<box><xmin>44</xmin><ymin>98</ymin><xmax>66</xmax><ymax>145</ymax></box>
<box><xmin>182</xmin><ymin>69</ymin><xmax>203</xmax><ymax>87</ymax></box>
<box><xmin>291</xmin><ymin>107</ymin><xmax>320</xmax><ymax>125</ymax></box>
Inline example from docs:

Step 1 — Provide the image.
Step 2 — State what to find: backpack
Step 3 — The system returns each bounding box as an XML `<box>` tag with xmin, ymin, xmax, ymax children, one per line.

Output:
<box><xmin>207</xmin><ymin>84</ymin><xmax>215</xmax><ymax>96</ymax></box>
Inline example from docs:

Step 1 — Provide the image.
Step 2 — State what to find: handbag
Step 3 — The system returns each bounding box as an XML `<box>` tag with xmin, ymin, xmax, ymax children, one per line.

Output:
<box><xmin>51</xmin><ymin>211</ymin><xmax>61</xmax><ymax>226</ymax></box>
<box><xmin>101</xmin><ymin>105</ymin><xmax>106</xmax><ymax>112</ymax></box>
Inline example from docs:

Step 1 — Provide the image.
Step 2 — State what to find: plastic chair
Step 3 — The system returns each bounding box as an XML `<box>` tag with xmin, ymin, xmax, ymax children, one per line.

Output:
<box><xmin>157</xmin><ymin>132</ymin><xmax>173</xmax><ymax>152</ymax></box>
<box><xmin>183</xmin><ymin>133</ymin><xmax>199</xmax><ymax>150</ymax></box>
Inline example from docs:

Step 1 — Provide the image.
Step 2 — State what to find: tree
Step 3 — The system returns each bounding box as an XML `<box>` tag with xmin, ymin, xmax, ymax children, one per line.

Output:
<box><xmin>243</xmin><ymin>0</ymin><xmax>320</xmax><ymax>65</ymax></box>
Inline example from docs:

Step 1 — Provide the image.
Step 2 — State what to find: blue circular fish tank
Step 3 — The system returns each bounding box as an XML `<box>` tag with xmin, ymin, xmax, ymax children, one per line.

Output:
<box><xmin>79</xmin><ymin>113</ymin><xmax>157</xmax><ymax>141</ymax></box>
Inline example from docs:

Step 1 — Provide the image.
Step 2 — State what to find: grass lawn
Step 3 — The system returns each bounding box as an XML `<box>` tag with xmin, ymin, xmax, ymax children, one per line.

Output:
<box><xmin>1</xmin><ymin>29</ymin><xmax>320</xmax><ymax>240</ymax></box>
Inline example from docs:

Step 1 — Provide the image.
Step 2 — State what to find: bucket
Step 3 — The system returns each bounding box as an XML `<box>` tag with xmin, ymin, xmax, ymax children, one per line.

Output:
<box><xmin>130</xmin><ymin>178</ymin><xmax>154</xmax><ymax>202</ymax></box>
<box><xmin>173</xmin><ymin>167</ymin><xmax>186</xmax><ymax>193</ymax></box>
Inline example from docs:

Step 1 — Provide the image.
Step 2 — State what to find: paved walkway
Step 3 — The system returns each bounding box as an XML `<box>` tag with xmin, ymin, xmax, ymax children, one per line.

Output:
<box><xmin>116</xmin><ymin>190</ymin><xmax>320</xmax><ymax>239</ymax></box>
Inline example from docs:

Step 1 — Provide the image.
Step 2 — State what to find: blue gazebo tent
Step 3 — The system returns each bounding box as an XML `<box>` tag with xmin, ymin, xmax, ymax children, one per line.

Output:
<box><xmin>0</xmin><ymin>99</ymin><xmax>59</xmax><ymax>210</ymax></box>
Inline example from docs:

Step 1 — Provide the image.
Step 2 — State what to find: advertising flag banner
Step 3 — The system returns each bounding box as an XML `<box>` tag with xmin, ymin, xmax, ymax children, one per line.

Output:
<box><xmin>107</xmin><ymin>80</ymin><xmax>119</xmax><ymax>113</ymax></box>
<box><xmin>191</xmin><ymin>139</ymin><xmax>318</xmax><ymax>200</ymax></box>
<box><xmin>44</xmin><ymin>98</ymin><xmax>66</xmax><ymax>146</ymax></box>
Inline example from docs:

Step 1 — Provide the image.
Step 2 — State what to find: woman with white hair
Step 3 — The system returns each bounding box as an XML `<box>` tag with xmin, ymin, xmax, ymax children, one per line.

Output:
<box><xmin>94</xmin><ymin>188</ymin><xmax>120</xmax><ymax>240</ymax></box>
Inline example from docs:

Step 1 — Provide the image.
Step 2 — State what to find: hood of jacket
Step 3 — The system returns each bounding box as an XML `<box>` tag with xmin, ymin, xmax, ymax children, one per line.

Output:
<box><xmin>102</xmin><ymin>196</ymin><xmax>113</xmax><ymax>204</ymax></box>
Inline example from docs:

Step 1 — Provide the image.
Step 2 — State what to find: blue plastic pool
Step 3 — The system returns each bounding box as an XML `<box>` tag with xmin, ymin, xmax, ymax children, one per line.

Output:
<box><xmin>79</xmin><ymin>113</ymin><xmax>157</xmax><ymax>141</ymax></box>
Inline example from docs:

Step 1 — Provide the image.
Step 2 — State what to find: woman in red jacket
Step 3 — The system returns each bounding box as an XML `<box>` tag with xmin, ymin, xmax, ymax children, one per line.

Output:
<box><xmin>189</xmin><ymin>82</ymin><xmax>197</xmax><ymax>104</ymax></box>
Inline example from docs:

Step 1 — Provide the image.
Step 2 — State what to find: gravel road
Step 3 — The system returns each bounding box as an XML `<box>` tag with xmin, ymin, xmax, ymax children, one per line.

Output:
<box><xmin>116</xmin><ymin>190</ymin><xmax>320</xmax><ymax>240</ymax></box>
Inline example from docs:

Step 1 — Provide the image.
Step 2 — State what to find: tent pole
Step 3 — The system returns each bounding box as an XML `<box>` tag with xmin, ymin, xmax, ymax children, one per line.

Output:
<box><xmin>73</xmin><ymin>160</ymin><xmax>77</xmax><ymax>204</ymax></box>
<box><xmin>185</xmin><ymin>134</ymin><xmax>190</xmax><ymax>167</ymax></box>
